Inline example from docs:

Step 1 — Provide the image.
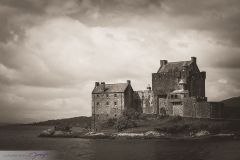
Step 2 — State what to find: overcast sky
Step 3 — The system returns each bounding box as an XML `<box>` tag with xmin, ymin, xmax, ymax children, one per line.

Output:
<box><xmin>0</xmin><ymin>0</ymin><xmax>240</xmax><ymax>123</ymax></box>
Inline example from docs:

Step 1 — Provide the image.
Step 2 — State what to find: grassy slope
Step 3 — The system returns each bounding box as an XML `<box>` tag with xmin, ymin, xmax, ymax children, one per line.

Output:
<box><xmin>222</xmin><ymin>96</ymin><xmax>240</xmax><ymax>107</ymax></box>
<box><xmin>221</xmin><ymin>97</ymin><xmax>240</xmax><ymax>118</ymax></box>
<box><xmin>32</xmin><ymin>116</ymin><xmax>91</xmax><ymax>128</ymax></box>
<box><xmin>119</xmin><ymin>116</ymin><xmax>240</xmax><ymax>134</ymax></box>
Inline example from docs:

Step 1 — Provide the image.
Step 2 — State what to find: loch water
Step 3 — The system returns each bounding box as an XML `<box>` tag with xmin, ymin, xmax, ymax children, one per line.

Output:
<box><xmin>0</xmin><ymin>125</ymin><xmax>240</xmax><ymax>160</ymax></box>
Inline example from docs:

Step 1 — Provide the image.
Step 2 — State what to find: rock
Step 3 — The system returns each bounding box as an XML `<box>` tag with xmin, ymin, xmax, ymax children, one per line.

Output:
<box><xmin>116</xmin><ymin>133</ymin><xmax>144</xmax><ymax>137</ymax></box>
<box><xmin>39</xmin><ymin>128</ymin><xmax>55</xmax><ymax>136</ymax></box>
<box><xmin>53</xmin><ymin>131</ymin><xmax>65</xmax><ymax>136</ymax></box>
<box><xmin>215</xmin><ymin>133</ymin><xmax>234</xmax><ymax>137</ymax></box>
<box><xmin>195</xmin><ymin>130</ymin><xmax>210</xmax><ymax>137</ymax></box>
<box><xmin>85</xmin><ymin>132</ymin><xmax>105</xmax><ymax>136</ymax></box>
<box><xmin>145</xmin><ymin>131</ymin><xmax>163</xmax><ymax>137</ymax></box>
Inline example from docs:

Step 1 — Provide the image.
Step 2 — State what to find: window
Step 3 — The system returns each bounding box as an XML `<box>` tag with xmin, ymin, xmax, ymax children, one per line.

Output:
<box><xmin>106</xmin><ymin>101</ymin><xmax>109</xmax><ymax>105</ymax></box>
<box><xmin>114</xmin><ymin>102</ymin><xmax>117</xmax><ymax>105</ymax></box>
<box><xmin>172</xmin><ymin>102</ymin><xmax>182</xmax><ymax>105</ymax></box>
<box><xmin>114</xmin><ymin>94</ymin><xmax>117</xmax><ymax>97</ymax></box>
<box><xmin>96</xmin><ymin>102</ymin><xmax>100</xmax><ymax>105</ymax></box>
<box><xmin>96</xmin><ymin>94</ymin><xmax>99</xmax><ymax>97</ymax></box>
<box><xmin>159</xmin><ymin>95</ymin><xmax>167</xmax><ymax>98</ymax></box>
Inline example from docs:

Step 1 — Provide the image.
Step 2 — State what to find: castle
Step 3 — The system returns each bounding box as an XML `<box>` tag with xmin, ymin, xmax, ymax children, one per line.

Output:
<box><xmin>92</xmin><ymin>57</ymin><xmax>223</xmax><ymax>130</ymax></box>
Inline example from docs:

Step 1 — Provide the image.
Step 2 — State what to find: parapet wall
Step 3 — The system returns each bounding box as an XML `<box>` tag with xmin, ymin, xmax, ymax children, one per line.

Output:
<box><xmin>157</xmin><ymin>97</ymin><xmax>222</xmax><ymax>119</ymax></box>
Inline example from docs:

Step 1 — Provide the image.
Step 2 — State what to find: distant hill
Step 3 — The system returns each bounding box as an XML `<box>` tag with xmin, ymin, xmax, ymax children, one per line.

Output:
<box><xmin>32</xmin><ymin>116</ymin><xmax>91</xmax><ymax>128</ymax></box>
<box><xmin>221</xmin><ymin>97</ymin><xmax>240</xmax><ymax>119</ymax></box>
<box><xmin>221</xmin><ymin>96</ymin><xmax>240</xmax><ymax>107</ymax></box>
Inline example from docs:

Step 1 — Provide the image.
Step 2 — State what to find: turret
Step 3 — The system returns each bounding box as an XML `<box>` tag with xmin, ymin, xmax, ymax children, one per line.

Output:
<box><xmin>160</xmin><ymin>60</ymin><xmax>168</xmax><ymax>67</ymax></box>
<box><xmin>127</xmin><ymin>80</ymin><xmax>131</xmax><ymax>85</ymax></box>
<box><xmin>100</xmin><ymin>82</ymin><xmax>105</xmax><ymax>91</ymax></box>
<box><xmin>191</xmin><ymin>57</ymin><xmax>196</xmax><ymax>63</ymax></box>
<box><xmin>179</xmin><ymin>79</ymin><xmax>187</xmax><ymax>90</ymax></box>
<box><xmin>95</xmin><ymin>82</ymin><xmax>99</xmax><ymax>87</ymax></box>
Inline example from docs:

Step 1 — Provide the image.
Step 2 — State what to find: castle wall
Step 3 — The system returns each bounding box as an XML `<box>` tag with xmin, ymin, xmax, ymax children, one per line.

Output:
<box><xmin>196</xmin><ymin>101</ymin><xmax>211</xmax><ymax>118</ymax></box>
<box><xmin>182</xmin><ymin>98</ymin><xmax>196</xmax><ymax>117</ymax></box>
<box><xmin>173</xmin><ymin>105</ymin><xmax>184</xmax><ymax>116</ymax></box>
<box><xmin>91</xmin><ymin>92</ymin><xmax>125</xmax><ymax>130</ymax></box>
<box><xmin>159</xmin><ymin>98</ymin><xmax>173</xmax><ymax>115</ymax></box>
<box><xmin>209</xmin><ymin>102</ymin><xmax>223</xmax><ymax>119</ymax></box>
<box><xmin>189</xmin><ymin>72</ymin><xmax>206</xmax><ymax>98</ymax></box>
<box><xmin>152</xmin><ymin>72</ymin><xmax>180</xmax><ymax>113</ymax></box>
<box><xmin>124</xmin><ymin>85</ymin><xmax>134</xmax><ymax>110</ymax></box>
<box><xmin>158</xmin><ymin>97</ymin><xmax>210</xmax><ymax>118</ymax></box>
<box><xmin>133</xmin><ymin>92</ymin><xmax>142</xmax><ymax>112</ymax></box>
<box><xmin>152</xmin><ymin>72</ymin><xmax>180</xmax><ymax>96</ymax></box>
<box><xmin>134</xmin><ymin>90</ymin><xmax>154</xmax><ymax>114</ymax></box>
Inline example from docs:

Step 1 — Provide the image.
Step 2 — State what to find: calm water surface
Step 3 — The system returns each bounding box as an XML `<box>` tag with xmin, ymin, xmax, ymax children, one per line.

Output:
<box><xmin>0</xmin><ymin>125</ymin><xmax>240</xmax><ymax>160</ymax></box>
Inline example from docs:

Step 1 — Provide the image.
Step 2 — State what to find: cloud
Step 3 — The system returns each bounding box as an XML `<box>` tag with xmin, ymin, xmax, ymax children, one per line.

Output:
<box><xmin>0</xmin><ymin>0</ymin><xmax>240</xmax><ymax>123</ymax></box>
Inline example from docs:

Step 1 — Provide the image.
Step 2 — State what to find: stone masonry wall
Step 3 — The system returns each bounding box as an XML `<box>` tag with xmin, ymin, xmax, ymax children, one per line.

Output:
<box><xmin>92</xmin><ymin>93</ymin><xmax>124</xmax><ymax>130</ymax></box>
<box><xmin>159</xmin><ymin>98</ymin><xmax>173</xmax><ymax>115</ymax></box>
<box><xmin>134</xmin><ymin>90</ymin><xmax>154</xmax><ymax>114</ymax></box>
<box><xmin>182</xmin><ymin>98</ymin><xmax>210</xmax><ymax>118</ymax></box>
<box><xmin>210</xmin><ymin>102</ymin><xmax>223</xmax><ymax>119</ymax></box>
<box><xmin>152</xmin><ymin>72</ymin><xmax>180</xmax><ymax>96</ymax></box>
<box><xmin>182</xmin><ymin>98</ymin><xmax>196</xmax><ymax>117</ymax></box>
<box><xmin>196</xmin><ymin>101</ymin><xmax>211</xmax><ymax>118</ymax></box>
<box><xmin>124</xmin><ymin>85</ymin><xmax>134</xmax><ymax>110</ymax></box>
<box><xmin>189</xmin><ymin>72</ymin><xmax>206</xmax><ymax>98</ymax></box>
<box><xmin>173</xmin><ymin>105</ymin><xmax>184</xmax><ymax>116</ymax></box>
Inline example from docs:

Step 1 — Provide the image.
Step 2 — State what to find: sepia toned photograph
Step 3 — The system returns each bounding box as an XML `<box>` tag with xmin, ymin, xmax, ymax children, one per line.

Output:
<box><xmin>0</xmin><ymin>0</ymin><xmax>240</xmax><ymax>160</ymax></box>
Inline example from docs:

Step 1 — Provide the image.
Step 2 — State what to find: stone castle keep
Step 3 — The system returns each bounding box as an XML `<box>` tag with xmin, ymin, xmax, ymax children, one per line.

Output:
<box><xmin>92</xmin><ymin>57</ymin><xmax>223</xmax><ymax>129</ymax></box>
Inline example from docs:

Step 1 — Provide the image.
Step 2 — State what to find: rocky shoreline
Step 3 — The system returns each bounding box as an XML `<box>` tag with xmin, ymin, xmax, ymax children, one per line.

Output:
<box><xmin>39</xmin><ymin>128</ymin><xmax>238</xmax><ymax>140</ymax></box>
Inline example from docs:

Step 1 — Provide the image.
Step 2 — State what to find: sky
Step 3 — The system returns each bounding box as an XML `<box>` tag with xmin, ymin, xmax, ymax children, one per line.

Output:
<box><xmin>0</xmin><ymin>0</ymin><xmax>240</xmax><ymax>123</ymax></box>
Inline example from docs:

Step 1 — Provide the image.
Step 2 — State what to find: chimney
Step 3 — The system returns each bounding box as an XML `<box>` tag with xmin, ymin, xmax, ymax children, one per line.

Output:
<box><xmin>147</xmin><ymin>84</ymin><xmax>151</xmax><ymax>91</ymax></box>
<box><xmin>160</xmin><ymin>60</ymin><xmax>168</xmax><ymax>67</ymax></box>
<box><xmin>127</xmin><ymin>80</ymin><xmax>131</xmax><ymax>85</ymax></box>
<box><xmin>100</xmin><ymin>82</ymin><xmax>105</xmax><ymax>91</ymax></box>
<box><xmin>95</xmin><ymin>82</ymin><xmax>99</xmax><ymax>87</ymax></box>
<box><xmin>191</xmin><ymin>57</ymin><xmax>196</xmax><ymax>63</ymax></box>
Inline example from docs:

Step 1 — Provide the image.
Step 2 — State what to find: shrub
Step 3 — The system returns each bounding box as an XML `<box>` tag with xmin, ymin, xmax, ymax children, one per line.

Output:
<box><xmin>106</xmin><ymin>118</ymin><xmax>117</xmax><ymax>127</ymax></box>
<box><xmin>123</xmin><ymin>108</ymin><xmax>140</xmax><ymax>120</ymax></box>
<box><xmin>100</xmin><ymin>118</ymin><xmax>117</xmax><ymax>128</ymax></box>
<box><xmin>54</xmin><ymin>125</ymin><xmax>71</xmax><ymax>132</ymax></box>
<box><xmin>169</xmin><ymin>116</ymin><xmax>182</xmax><ymax>122</ymax></box>
<box><xmin>139</xmin><ymin>114</ymin><xmax>148</xmax><ymax>120</ymax></box>
<box><xmin>115</xmin><ymin>116</ymin><xmax>137</xmax><ymax>131</ymax></box>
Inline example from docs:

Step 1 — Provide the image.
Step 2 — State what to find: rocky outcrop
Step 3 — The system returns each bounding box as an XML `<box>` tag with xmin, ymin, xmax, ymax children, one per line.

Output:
<box><xmin>39</xmin><ymin>128</ymin><xmax>237</xmax><ymax>140</ymax></box>
<box><xmin>40</xmin><ymin>128</ymin><xmax>55</xmax><ymax>136</ymax></box>
<box><xmin>191</xmin><ymin>130</ymin><xmax>210</xmax><ymax>137</ymax></box>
